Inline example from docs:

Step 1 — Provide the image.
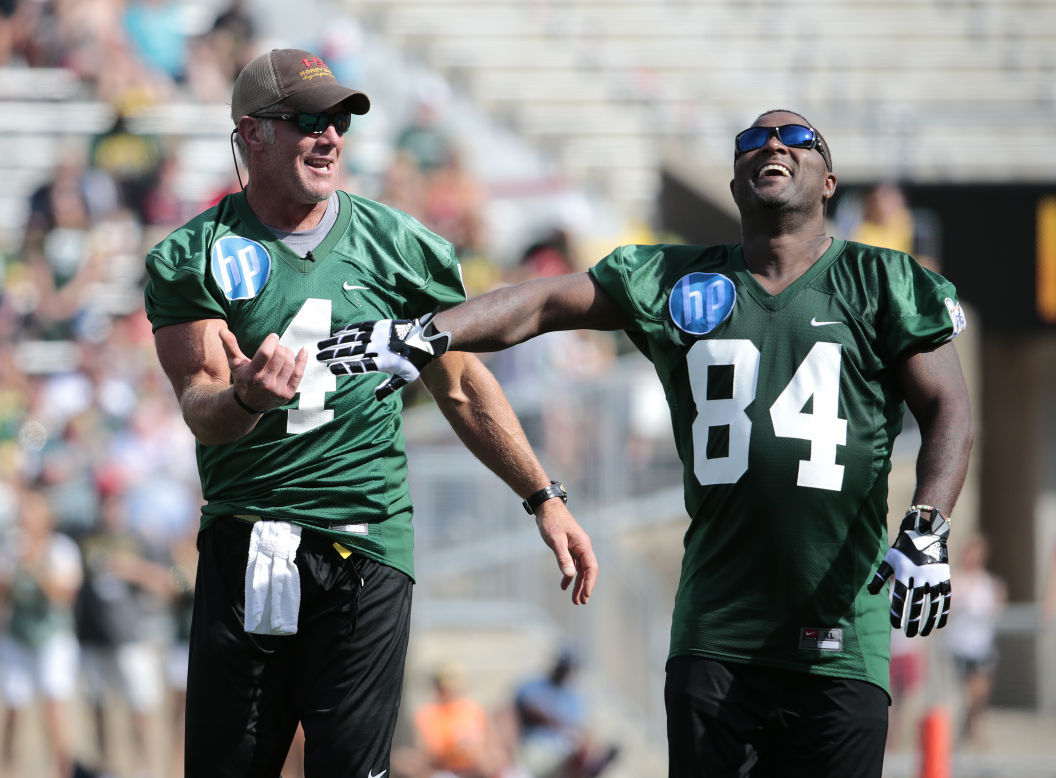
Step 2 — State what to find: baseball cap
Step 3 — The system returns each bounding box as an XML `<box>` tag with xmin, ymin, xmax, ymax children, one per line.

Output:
<box><xmin>231</xmin><ymin>48</ymin><xmax>370</xmax><ymax>123</ymax></box>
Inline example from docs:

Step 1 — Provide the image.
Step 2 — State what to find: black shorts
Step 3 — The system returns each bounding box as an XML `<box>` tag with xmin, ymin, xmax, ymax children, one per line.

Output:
<box><xmin>185</xmin><ymin>518</ymin><xmax>413</xmax><ymax>778</ymax></box>
<box><xmin>665</xmin><ymin>655</ymin><xmax>889</xmax><ymax>778</ymax></box>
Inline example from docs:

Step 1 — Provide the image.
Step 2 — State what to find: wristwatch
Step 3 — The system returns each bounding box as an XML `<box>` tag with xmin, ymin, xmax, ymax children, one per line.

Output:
<box><xmin>522</xmin><ymin>481</ymin><xmax>568</xmax><ymax>515</ymax></box>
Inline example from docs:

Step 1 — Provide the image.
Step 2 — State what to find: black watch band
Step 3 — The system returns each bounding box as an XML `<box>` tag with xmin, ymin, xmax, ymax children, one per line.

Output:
<box><xmin>522</xmin><ymin>481</ymin><xmax>568</xmax><ymax>515</ymax></box>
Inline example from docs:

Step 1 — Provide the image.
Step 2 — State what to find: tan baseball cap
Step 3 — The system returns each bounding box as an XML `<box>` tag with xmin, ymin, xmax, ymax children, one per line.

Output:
<box><xmin>231</xmin><ymin>48</ymin><xmax>370</xmax><ymax>123</ymax></box>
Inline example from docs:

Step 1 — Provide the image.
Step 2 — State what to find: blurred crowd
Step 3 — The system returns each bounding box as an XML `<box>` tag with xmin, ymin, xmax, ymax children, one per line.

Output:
<box><xmin>392</xmin><ymin>650</ymin><xmax>619</xmax><ymax>778</ymax></box>
<box><xmin>0</xmin><ymin>2</ymin><xmax>619</xmax><ymax>776</ymax></box>
<box><xmin>0</xmin><ymin>3</ymin><xmax>1034</xmax><ymax>777</ymax></box>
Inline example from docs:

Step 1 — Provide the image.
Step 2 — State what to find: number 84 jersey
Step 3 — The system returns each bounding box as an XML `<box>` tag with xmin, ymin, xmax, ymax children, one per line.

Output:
<box><xmin>589</xmin><ymin>238</ymin><xmax>965</xmax><ymax>693</ymax></box>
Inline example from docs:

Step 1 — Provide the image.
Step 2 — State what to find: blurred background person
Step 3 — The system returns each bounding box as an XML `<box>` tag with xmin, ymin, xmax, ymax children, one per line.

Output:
<box><xmin>74</xmin><ymin>489</ymin><xmax>172</xmax><ymax>778</ymax></box>
<box><xmin>885</xmin><ymin>628</ymin><xmax>927</xmax><ymax>752</ymax></box>
<box><xmin>0</xmin><ymin>488</ymin><xmax>83</xmax><ymax>778</ymax></box>
<box><xmin>393</xmin><ymin>661</ymin><xmax>515</xmax><ymax>778</ymax></box>
<box><xmin>163</xmin><ymin>519</ymin><xmax>197</xmax><ymax>778</ymax></box>
<box><xmin>840</xmin><ymin>182</ymin><xmax>942</xmax><ymax>273</ymax></box>
<box><xmin>945</xmin><ymin>533</ymin><xmax>1007</xmax><ymax>747</ymax></box>
<box><xmin>511</xmin><ymin>649</ymin><xmax>617</xmax><ymax>778</ymax></box>
<box><xmin>19</xmin><ymin>149</ymin><xmax>117</xmax><ymax>341</ymax></box>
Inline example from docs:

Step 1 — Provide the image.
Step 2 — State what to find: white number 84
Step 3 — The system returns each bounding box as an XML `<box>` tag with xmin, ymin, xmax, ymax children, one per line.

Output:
<box><xmin>688</xmin><ymin>339</ymin><xmax>847</xmax><ymax>491</ymax></box>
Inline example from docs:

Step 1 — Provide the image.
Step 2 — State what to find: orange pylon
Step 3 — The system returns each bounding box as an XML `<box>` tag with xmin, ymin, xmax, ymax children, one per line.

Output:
<box><xmin>919</xmin><ymin>706</ymin><xmax>952</xmax><ymax>778</ymax></box>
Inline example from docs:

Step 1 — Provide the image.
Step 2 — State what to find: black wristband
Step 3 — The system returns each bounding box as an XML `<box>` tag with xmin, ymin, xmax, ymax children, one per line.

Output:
<box><xmin>522</xmin><ymin>481</ymin><xmax>568</xmax><ymax>515</ymax></box>
<box><xmin>232</xmin><ymin>386</ymin><xmax>263</xmax><ymax>415</ymax></box>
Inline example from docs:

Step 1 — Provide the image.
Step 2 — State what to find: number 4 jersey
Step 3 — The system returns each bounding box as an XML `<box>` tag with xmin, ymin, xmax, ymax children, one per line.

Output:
<box><xmin>144</xmin><ymin>190</ymin><xmax>467</xmax><ymax>578</ymax></box>
<box><xmin>589</xmin><ymin>239</ymin><xmax>966</xmax><ymax>693</ymax></box>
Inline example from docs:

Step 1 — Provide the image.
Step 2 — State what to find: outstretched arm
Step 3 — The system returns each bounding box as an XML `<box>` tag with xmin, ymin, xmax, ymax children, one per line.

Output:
<box><xmin>420</xmin><ymin>351</ymin><xmax>598</xmax><ymax>605</ymax></box>
<box><xmin>434</xmin><ymin>272</ymin><xmax>629</xmax><ymax>351</ymax></box>
<box><xmin>317</xmin><ymin>273</ymin><xmax>629</xmax><ymax>397</ymax></box>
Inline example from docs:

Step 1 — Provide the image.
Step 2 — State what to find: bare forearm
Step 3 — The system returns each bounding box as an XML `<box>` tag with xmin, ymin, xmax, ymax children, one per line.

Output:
<box><xmin>423</xmin><ymin>352</ymin><xmax>599</xmax><ymax>604</ymax></box>
<box><xmin>433</xmin><ymin>273</ymin><xmax>626</xmax><ymax>352</ymax></box>
<box><xmin>424</xmin><ymin>354</ymin><xmax>550</xmax><ymax>495</ymax></box>
<box><xmin>179</xmin><ymin>381</ymin><xmax>261</xmax><ymax>446</ymax></box>
<box><xmin>155</xmin><ymin>321</ymin><xmax>304</xmax><ymax>446</ymax></box>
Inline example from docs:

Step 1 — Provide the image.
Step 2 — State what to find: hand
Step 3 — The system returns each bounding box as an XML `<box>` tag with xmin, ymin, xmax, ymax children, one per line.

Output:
<box><xmin>533</xmin><ymin>499</ymin><xmax>598</xmax><ymax>605</ymax></box>
<box><xmin>867</xmin><ymin>506</ymin><xmax>951</xmax><ymax>637</ymax></box>
<box><xmin>220</xmin><ymin>329</ymin><xmax>307</xmax><ymax>412</ymax></box>
<box><xmin>317</xmin><ymin>312</ymin><xmax>451</xmax><ymax>399</ymax></box>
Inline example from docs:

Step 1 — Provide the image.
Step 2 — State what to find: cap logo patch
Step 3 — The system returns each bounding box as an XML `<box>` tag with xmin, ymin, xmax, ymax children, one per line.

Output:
<box><xmin>211</xmin><ymin>236</ymin><xmax>271</xmax><ymax>300</ymax></box>
<box><xmin>669</xmin><ymin>272</ymin><xmax>736</xmax><ymax>335</ymax></box>
<box><xmin>299</xmin><ymin>58</ymin><xmax>334</xmax><ymax>82</ymax></box>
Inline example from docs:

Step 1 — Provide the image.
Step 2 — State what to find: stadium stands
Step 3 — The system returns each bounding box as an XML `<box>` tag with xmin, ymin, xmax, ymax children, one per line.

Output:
<box><xmin>341</xmin><ymin>0</ymin><xmax>1056</xmax><ymax>217</ymax></box>
<box><xmin>2</xmin><ymin>1</ymin><xmax>1055</xmax><ymax>775</ymax></box>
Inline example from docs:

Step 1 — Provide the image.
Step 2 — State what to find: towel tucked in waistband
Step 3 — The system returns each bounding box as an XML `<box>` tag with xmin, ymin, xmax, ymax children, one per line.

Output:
<box><xmin>243</xmin><ymin>521</ymin><xmax>303</xmax><ymax>635</ymax></box>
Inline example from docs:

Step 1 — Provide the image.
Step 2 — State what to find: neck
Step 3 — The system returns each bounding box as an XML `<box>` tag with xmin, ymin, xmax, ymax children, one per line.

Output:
<box><xmin>740</xmin><ymin>216</ymin><xmax>831</xmax><ymax>295</ymax></box>
<box><xmin>244</xmin><ymin>186</ymin><xmax>330</xmax><ymax>233</ymax></box>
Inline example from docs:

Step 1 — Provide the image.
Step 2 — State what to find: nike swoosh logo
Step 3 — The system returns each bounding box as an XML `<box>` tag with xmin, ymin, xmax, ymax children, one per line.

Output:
<box><xmin>343</xmin><ymin>282</ymin><xmax>368</xmax><ymax>291</ymax></box>
<box><xmin>367</xmin><ymin>771</ymin><xmax>387</xmax><ymax>778</ymax></box>
<box><xmin>810</xmin><ymin>317</ymin><xmax>841</xmax><ymax>327</ymax></box>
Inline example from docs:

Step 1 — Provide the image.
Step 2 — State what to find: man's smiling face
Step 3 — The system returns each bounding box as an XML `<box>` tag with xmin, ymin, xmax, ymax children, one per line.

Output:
<box><xmin>254</xmin><ymin>110</ymin><xmax>346</xmax><ymax>207</ymax></box>
<box><xmin>730</xmin><ymin>110</ymin><xmax>835</xmax><ymax>217</ymax></box>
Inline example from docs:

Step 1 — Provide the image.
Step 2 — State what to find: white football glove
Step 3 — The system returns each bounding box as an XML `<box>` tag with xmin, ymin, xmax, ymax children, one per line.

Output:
<box><xmin>867</xmin><ymin>506</ymin><xmax>951</xmax><ymax>637</ymax></box>
<box><xmin>316</xmin><ymin>312</ymin><xmax>451</xmax><ymax>399</ymax></box>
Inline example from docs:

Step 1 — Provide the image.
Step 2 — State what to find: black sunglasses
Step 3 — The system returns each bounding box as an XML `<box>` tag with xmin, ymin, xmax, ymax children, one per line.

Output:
<box><xmin>252</xmin><ymin>111</ymin><xmax>353</xmax><ymax>136</ymax></box>
<box><xmin>734</xmin><ymin>124</ymin><xmax>827</xmax><ymax>166</ymax></box>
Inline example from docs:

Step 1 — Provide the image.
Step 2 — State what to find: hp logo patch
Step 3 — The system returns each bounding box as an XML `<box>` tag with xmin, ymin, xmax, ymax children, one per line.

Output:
<box><xmin>211</xmin><ymin>236</ymin><xmax>271</xmax><ymax>300</ymax></box>
<box><xmin>669</xmin><ymin>272</ymin><xmax>736</xmax><ymax>335</ymax></box>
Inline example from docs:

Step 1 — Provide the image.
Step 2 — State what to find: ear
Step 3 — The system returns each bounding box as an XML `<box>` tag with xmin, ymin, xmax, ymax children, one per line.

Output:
<box><xmin>236</xmin><ymin>116</ymin><xmax>264</xmax><ymax>148</ymax></box>
<box><xmin>822</xmin><ymin>171</ymin><xmax>838</xmax><ymax>201</ymax></box>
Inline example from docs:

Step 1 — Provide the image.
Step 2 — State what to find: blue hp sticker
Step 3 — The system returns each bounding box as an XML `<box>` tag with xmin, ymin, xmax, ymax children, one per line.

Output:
<box><xmin>669</xmin><ymin>272</ymin><xmax>736</xmax><ymax>335</ymax></box>
<box><xmin>210</xmin><ymin>236</ymin><xmax>271</xmax><ymax>300</ymax></box>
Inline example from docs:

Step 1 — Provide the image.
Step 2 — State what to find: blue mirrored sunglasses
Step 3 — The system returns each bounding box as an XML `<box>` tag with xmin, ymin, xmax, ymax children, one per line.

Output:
<box><xmin>252</xmin><ymin>111</ymin><xmax>353</xmax><ymax>136</ymax></box>
<box><xmin>734</xmin><ymin>123</ymin><xmax>822</xmax><ymax>159</ymax></box>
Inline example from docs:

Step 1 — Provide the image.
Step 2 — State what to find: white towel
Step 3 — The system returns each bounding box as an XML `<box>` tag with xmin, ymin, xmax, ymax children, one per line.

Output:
<box><xmin>243</xmin><ymin>521</ymin><xmax>303</xmax><ymax>635</ymax></box>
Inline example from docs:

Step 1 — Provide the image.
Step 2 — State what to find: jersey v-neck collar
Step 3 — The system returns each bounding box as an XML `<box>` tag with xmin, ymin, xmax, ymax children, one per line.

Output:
<box><xmin>230</xmin><ymin>190</ymin><xmax>354</xmax><ymax>272</ymax></box>
<box><xmin>730</xmin><ymin>238</ymin><xmax>846</xmax><ymax>311</ymax></box>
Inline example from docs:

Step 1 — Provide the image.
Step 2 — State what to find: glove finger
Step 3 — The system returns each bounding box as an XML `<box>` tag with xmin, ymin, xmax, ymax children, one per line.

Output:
<box><xmin>336</xmin><ymin>321</ymin><xmax>375</xmax><ymax>335</ymax></box>
<box><xmin>329</xmin><ymin>357</ymin><xmax>378</xmax><ymax>376</ymax></box>
<box><xmin>889</xmin><ymin>578</ymin><xmax>908</xmax><ymax>630</ymax></box>
<box><xmin>918</xmin><ymin>585</ymin><xmax>941</xmax><ymax>637</ymax></box>
<box><xmin>318</xmin><ymin>345</ymin><xmax>357</xmax><ymax>363</ymax></box>
<box><xmin>318</xmin><ymin>328</ymin><xmax>371</xmax><ymax>351</ymax></box>
<box><xmin>374</xmin><ymin>374</ymin><xmax>408</xmax><ymax>400</ymax></box>
<box><xmin>329</xmin><ymin>343</ymin><xmax>372</xmax><ymax>362</ymax></box>
<box><xmin>904</xmin><ymin>578</ymin><xmax>924</xmax><ymax>638</ymax></box>
<box><xmin>867</xmin><ymin>561</ymin><xmax>894</xmax><ymax>595</ymax></box>
<box><xmin>935</xmin><ymin>585</ymin><xmax>952</xmax><ymax>631</ymax></box>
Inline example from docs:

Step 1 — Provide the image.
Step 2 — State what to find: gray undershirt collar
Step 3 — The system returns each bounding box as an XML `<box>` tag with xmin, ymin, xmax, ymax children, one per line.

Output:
<box><xmin>262</xmin><ymin>192</ymin><xmax>339</xmax><ymax>259</ymax></box>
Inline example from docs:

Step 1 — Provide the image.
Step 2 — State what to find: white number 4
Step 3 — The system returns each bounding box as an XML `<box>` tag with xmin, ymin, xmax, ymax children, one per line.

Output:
<box><xmin>688</xmin><ymin>340</ymin><xmax>847</xmax><ymax>490</ymax></box>
<box><xmin>278</xmin><ymin>298</ymin><xmax>336</xmax><ymax>434</ymax></box>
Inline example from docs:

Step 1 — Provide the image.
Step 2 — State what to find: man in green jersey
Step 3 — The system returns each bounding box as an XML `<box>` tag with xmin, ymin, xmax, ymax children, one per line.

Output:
<box><xmin>144</xmin><ymin>48</ymin><xmax>598</xmax><ymax>777</ymax></box>
<box><xmin>318</xmin><ymin>110</ymin><xmax>974</xmax><ymax>777</ymax></box>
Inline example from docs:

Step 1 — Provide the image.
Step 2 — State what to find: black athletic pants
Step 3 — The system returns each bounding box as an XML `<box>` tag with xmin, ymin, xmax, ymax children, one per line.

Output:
<box><xmin>665</xmin><ymin>655</ymin><xmax>889</xmax><ymax>778</ymax></box>
<box><xmin>185</xmin><ymin>518</ymin><xmax>413</xmax><ymax>777</ymax></box>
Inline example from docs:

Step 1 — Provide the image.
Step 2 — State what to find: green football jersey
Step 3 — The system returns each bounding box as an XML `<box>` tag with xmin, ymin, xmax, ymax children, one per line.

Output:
<box><xmin>589</xmin><ymin>238</ymin><xmax>966</xmax><ymax>693</ymax></box>
<box><xmin>144</xmin><ymin>191</ymin><xmax>467</xmax><ymax>578</ymax></box>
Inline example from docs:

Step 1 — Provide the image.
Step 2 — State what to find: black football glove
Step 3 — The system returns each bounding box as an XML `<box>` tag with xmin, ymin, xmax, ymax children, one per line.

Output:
<box><xmin>867</xmin><ymin>506</ymin><xmax>952</xmax><ymax>637</ymax></box>
<box><xmin>316</xmin><ymin>312</ymin><xmax>451</xmax><ymax>399</ymax></box>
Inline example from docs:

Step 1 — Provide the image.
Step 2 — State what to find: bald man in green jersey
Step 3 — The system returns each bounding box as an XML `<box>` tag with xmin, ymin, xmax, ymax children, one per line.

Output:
<box><xmin>319</xmin><ymin>109</ymin><xmax>973</xmax><ymax>778</ymax></box>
